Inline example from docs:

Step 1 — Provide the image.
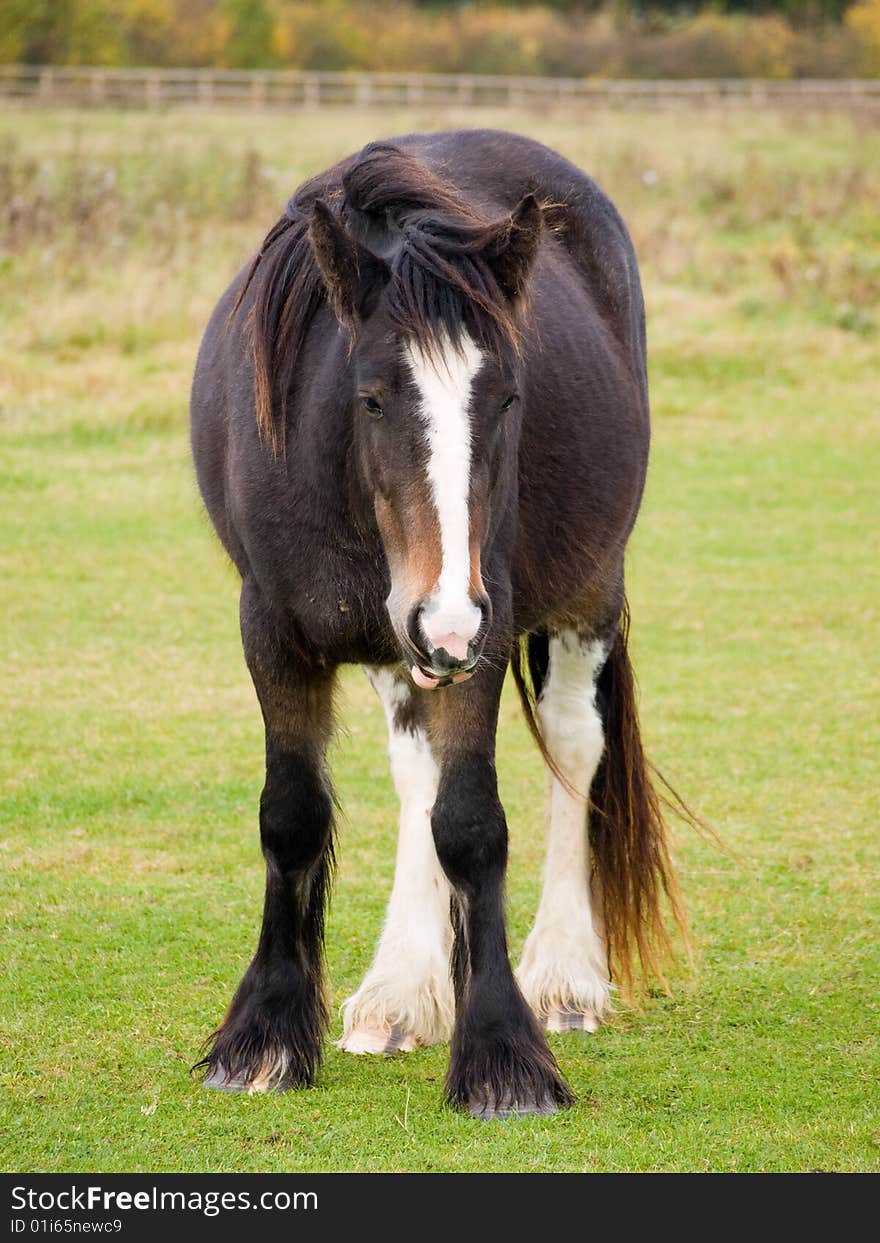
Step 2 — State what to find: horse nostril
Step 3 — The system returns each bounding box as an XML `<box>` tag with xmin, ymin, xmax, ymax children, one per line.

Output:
<box><xmin>405</xmin><ymin>602</ymin><xmax>428</xmax><ymax>659</ymax></box>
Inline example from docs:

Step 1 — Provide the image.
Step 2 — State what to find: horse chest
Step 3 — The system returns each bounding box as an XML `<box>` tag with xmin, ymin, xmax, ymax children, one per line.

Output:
<box><xmin>272</xmin><ymin>541</ymin><xmax>393</xmax><ymax>661</ymax></box>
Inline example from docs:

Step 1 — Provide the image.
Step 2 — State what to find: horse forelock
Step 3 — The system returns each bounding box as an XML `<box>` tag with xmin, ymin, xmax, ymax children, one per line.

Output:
<box><xmin>383</xmin><ymin>220</ymin><xmax>521</xmax><ymax>367</ymax></box>
<box><xmin>241</xmin><ymin>142</ymin><xmax>528</xmax><ymax>453</ymax></box>
<box><xmin>342</xmin><ymin>144</ymin><xmax>523</xmax><ymax>363</ymax></box>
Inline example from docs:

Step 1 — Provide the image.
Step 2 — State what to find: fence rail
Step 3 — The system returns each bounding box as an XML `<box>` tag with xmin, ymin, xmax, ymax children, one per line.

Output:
<box><xmin>2</xmin><ymin>65</ymin><xmax>880</xmax><ymax>111</ymax></box>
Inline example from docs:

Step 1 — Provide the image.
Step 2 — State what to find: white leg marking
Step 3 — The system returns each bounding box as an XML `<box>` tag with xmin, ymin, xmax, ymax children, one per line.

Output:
<box><xmin>339</xmin><ymin>668</ymin><xmax>454</xmax><ymax>1053</ymax></box>
<box><xmin>404</xmin><ymin>333</ymin><xmax>484</xmax><ymax>651</ymax></box>
<box><xmin>516</xmin><ymin>632</ymin><xmax>611</xmax><ymax>1031</ymax></box>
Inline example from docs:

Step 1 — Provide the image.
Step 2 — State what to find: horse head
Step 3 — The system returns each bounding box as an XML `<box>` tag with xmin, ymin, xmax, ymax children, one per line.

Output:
<box><xmin>307</xmin><ymin>165</ymin><xmax>542</xmax><ymax>689</ymax></box>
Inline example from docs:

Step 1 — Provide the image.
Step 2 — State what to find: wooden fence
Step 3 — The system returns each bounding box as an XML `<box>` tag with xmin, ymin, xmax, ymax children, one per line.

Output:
<box><xmin>2</xmin><ymin>65</ymin><xmax>879</xmax><ymax>111</ymax></box>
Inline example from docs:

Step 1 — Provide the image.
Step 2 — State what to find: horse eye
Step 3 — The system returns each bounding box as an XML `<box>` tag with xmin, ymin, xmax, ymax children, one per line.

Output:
<box><xmin>360</xmin><ymin>396</ymin><xmax>384</xmax><ymax>418</ymax></box>
<box><xmin>500</xmin><ymin>394</ymin><xmax>518</xmax><ymax>413</ymax></box>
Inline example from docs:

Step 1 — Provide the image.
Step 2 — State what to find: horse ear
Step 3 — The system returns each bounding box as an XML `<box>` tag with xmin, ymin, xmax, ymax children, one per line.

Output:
<box><xmin>308</xmin><ymin>199</ymin><xmax>390</xmax><ymax>324</ymax></box>
<box><xmin>486</xmin><ymin>193</ymin><xmax>543</xmax><ymax>302</ymax></box>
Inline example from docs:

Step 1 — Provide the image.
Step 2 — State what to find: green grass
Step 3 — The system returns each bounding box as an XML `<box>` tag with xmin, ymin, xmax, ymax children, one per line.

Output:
<box><xmin>1</xmin><ymin>105</ymin><xmax>878</xmax><ymax>1173</ymax></box>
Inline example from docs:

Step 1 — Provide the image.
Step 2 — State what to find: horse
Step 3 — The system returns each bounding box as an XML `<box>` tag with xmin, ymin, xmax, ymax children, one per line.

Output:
<box><xmin>189</xmin><ymin>129</ymin><xmax>688</xmax><ymax>1118</ymax></box>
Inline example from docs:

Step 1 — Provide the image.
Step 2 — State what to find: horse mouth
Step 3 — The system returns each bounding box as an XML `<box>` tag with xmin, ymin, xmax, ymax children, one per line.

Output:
<box><xmin>411</xmin><ymin>664</ymin><xmax>474</xmax><ymax>691</ymax></box>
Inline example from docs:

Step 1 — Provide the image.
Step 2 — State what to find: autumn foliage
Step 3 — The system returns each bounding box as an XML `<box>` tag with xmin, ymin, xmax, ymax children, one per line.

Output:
<box><xmin>2</xmin><ymin>2</ymin><xmax>879</xmax><ymax>78</ymax></box>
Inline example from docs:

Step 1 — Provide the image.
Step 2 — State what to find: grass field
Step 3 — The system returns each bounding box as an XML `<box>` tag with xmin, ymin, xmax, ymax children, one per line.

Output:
<box><xmin>1</xmin><ymin>104</ymin><xmax>878</xmax><ymax>1173</ymax></box>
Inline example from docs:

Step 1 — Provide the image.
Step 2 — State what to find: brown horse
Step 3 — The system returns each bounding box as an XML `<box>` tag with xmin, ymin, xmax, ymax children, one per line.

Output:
<box><xmin>189</xmin><ymin>130</ymin><xmax>687</xmax><ymax>1117</ymax></box>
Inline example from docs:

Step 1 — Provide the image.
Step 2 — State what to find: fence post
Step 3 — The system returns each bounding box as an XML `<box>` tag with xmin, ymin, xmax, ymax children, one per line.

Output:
<box><xmin>304</xmin><ymin>75</ymin><xmax>319</xmax><ymax>110</ymax></box>
<box><xmin>146</xmin><ymin>72</ymin><xmax>161</xmax><ymax>108</ymax></box>
<box><xmin>406</xmin><ymin>74</ymin><xmax>422</xmax><ymax>106</ymax></box>
<box><xmin>39</xmin><ymin>66</ymin><xmax>55</xmax><ymax>102</ymax></box>
<box><xmin>89</xmin><ymin>68</ymin><xmax>105</xmax><ymax>104</ymax></box>
<box><xmin>250</xmin><ymin>75</ymin><xmax>265</xmax><ymax>109</ymax></box>
<box><xmin>198</xmin><ymin>72</ymin><xmax>214</xmax><ymax>106</ymax></box>
<box><xmin>356</xmin><ymin>76</ymin><xmax>373</xmax><ymax>108</ymax></box>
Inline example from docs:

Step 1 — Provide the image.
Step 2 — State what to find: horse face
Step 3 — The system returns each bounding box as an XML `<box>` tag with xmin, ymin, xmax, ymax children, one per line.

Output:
<box><xmin>307</xmin><ymin>193</ymin><xmax>540</xmax><ymax>689</ymax></box>
<box><xmin>350</xmin><ymin>321</ymin><xmax>521</xmax><ymax>689</ymax></box>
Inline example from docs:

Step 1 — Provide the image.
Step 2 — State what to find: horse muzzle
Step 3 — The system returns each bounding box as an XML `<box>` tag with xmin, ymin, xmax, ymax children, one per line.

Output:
<box><xmin>402</xmin><ymin>592</ymin><xmax>491</xmax><ymax>691</ymax></box>
<box><xmin>406</xmin><ymin>626</ymin><xmax>482</xmax><ymax>691</ymax></box>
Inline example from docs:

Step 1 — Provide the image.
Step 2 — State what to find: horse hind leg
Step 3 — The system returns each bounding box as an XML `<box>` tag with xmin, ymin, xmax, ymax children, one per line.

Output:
<box><xmin>516</xmin><ymin>630</ymin><xmax>612</xmax><ymax>1033</ymax></box>
<box><xmin>338</xmin><ymin>667</ymin><xmax>454</xmax><ymax>1055</ymax></box>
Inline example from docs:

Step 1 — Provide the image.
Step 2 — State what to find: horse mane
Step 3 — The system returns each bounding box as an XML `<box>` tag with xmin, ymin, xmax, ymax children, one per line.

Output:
<box><xmin>234</xmin><ymin>142</ymin><xmax>528</xmax><ymax>453</ymax></box>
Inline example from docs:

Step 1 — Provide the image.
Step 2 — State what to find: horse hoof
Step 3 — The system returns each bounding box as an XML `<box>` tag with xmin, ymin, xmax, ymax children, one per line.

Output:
<box><xmin>202</xmin><ymin>1059</ymin><xmax>289</xmax><ymax>1094</ymax></box>
<box><xmin>544</xmin><ymin>1007</ymin><xmax>600</xmax><ymax>1034</ymax></box>
<box><xmin>337</xmin><ymin>1021</ymin><xmax>416</xmax><ymax>1055</ymax></box>
<box><xmin>203</xmin><ymin>1064</ymin><xmax>249</xmax><ymax>1091</ymax></box>
<box><xmin>468</xmin><ymin>1088</ymin><xmax>559</xmax><ymax>1120</ymax></box>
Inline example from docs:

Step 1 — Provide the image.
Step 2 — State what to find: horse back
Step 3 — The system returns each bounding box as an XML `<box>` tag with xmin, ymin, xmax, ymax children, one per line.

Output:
<box><xmin>397</xmin><ymin>129</ymin><xmax>647</xmax><ymax>387</ymax></box>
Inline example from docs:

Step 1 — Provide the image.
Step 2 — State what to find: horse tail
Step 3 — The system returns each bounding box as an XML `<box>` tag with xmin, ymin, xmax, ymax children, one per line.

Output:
<box><xmin>511</xmin><ymin>603</ymin><xmax>692</xmax><ymax>1003</ymax></box>
<box><xmin>589</xmin><ymin>606</ymin><xmax>691</xmax><ymax>1000</ymax></box>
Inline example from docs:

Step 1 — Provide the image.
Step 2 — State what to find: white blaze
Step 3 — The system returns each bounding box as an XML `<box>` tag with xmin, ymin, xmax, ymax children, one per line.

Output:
<box><xmin>404</xmin><ymin>332</ymin><xmax>484</xmax><ymax>653</ymax></box>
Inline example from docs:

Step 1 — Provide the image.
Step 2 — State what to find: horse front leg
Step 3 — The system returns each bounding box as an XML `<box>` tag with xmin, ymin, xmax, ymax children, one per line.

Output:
<box><xmin>199</xmin><ymin>579</ymin><xmax>335</xmax><ymax>1093</ymax></box>
<box><xmin>339</xmin><ymin>666</ymin><xmax>453</xmax><ymax>1055</ymax></box>
<box><xmin>428</xmin><ymin>660</ymin><xmax>574</xmax><ymax>1119</ymax></box>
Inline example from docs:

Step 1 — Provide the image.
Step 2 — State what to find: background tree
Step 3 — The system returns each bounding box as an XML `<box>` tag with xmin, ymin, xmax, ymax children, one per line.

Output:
<box><xmin>0</xmin><ymin>0</ymin><xmax>876</xmax><ymax>76</ymax></box>
<box><xmin>220</xmin><ymin>0</ymin><xmax>275</xmax><ymax>67</ymax></box>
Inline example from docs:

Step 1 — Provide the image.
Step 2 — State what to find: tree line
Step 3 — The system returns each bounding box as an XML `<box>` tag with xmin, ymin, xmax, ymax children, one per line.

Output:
<box><xmin>2</xmin><ymin>2</ymin><xmax>879</xmax><ymax>78</ymax></box>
